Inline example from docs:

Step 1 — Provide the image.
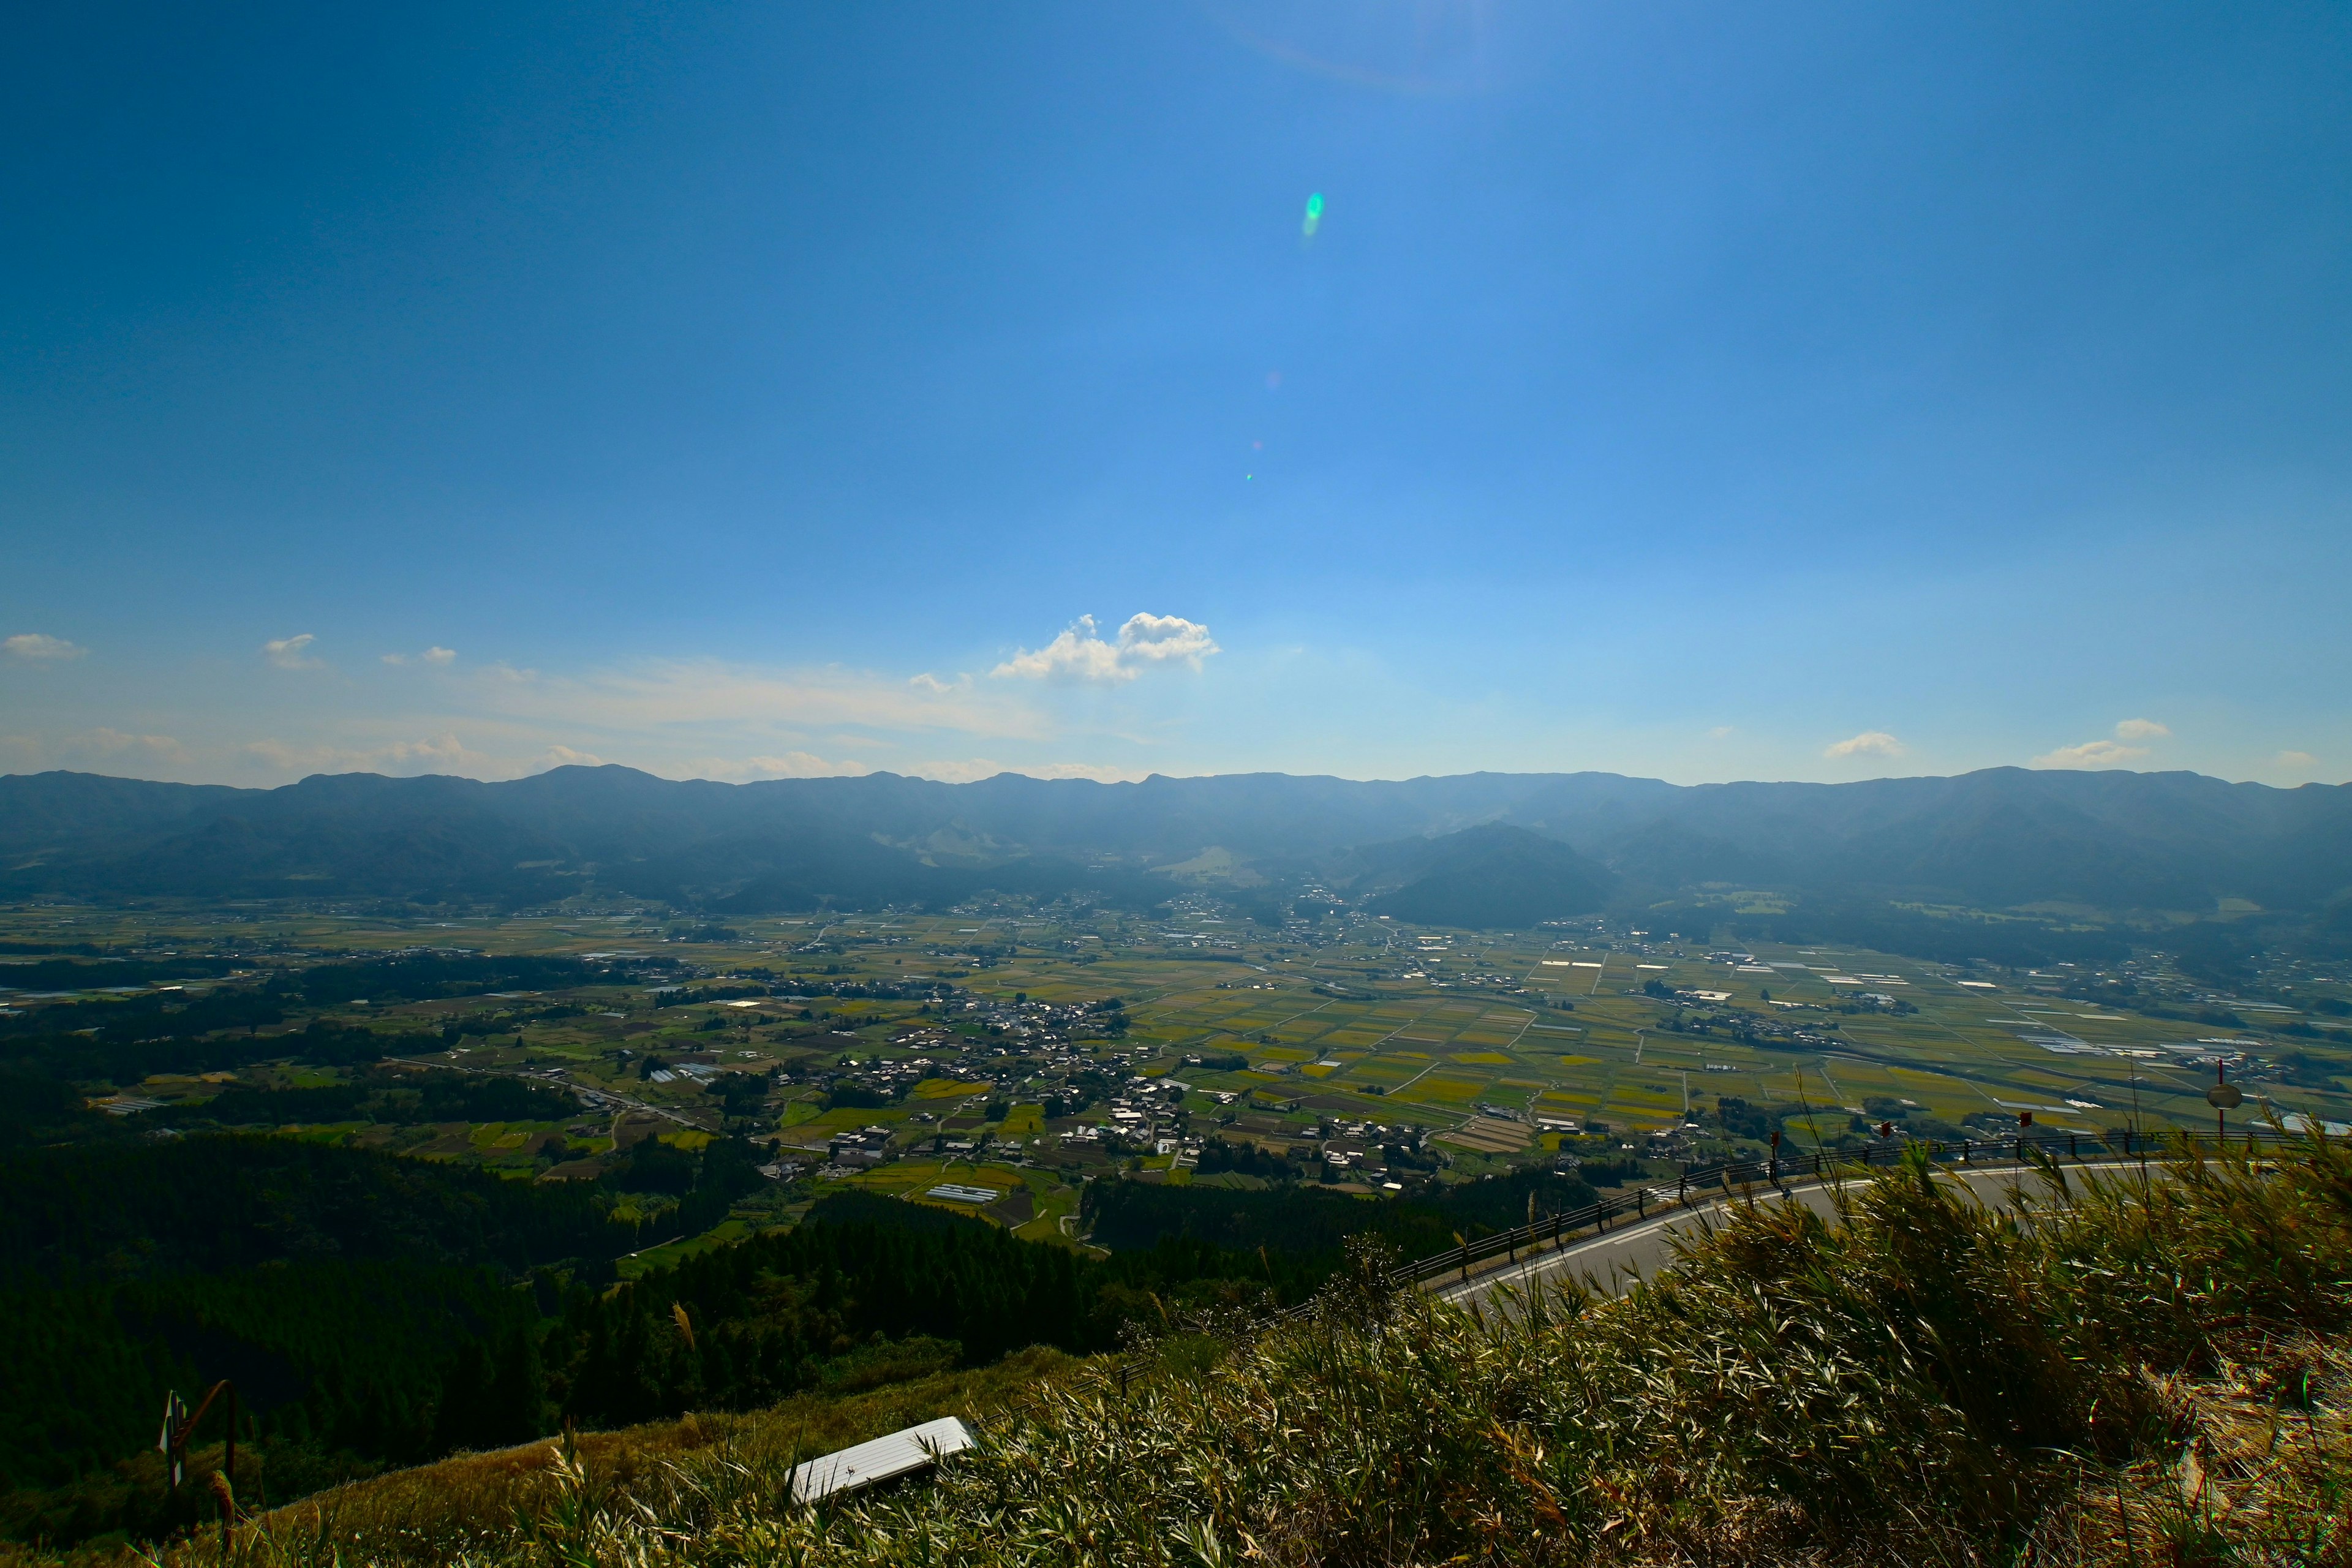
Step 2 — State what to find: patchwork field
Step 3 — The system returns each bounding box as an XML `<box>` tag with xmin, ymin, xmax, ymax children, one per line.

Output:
<box><xmin>7</xmin><ymin>899</ymin><xmax>2346</xmax><ymax>1169</ymax></box>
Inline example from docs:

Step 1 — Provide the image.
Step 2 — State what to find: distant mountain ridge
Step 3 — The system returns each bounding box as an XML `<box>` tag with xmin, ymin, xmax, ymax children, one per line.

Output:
<box><xmin>2</xmin><ymin>764</ymin><xmax>2348</xmax><ymax>921</ymax></box>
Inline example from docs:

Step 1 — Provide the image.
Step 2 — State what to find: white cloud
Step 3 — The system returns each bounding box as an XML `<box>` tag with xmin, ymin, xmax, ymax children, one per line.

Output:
<box><xmin>18</xmin><ymin>729</ymin><xmax>189</xmax><ymax>772</ymax></box>
<box><xmin>682</xmin><ymin>752</ymin><xmax>873</xmax><ymax>782</ymax></box>
<box><xmin>908</xmin><ymin>672</ymin><xmax>970</xmax><ymax>694</ymax></box>
<box><xmin>2034</xmin><ymin>739</ymin><xmax>2149</xmax><ymax>769</ymax></box>
<box><xmin>1114</xmin><ymin>612</ymin><xmax>1220</xmax><ymax>666</ymax></box>
<box><xmin>1030</xmin><ymin>761</ymin><xmax>1148</xmax><ymax>782</ymax></box>
<box><xmin>2033</xmin><ymin>717</ymin><xmax>2172</xmax><ymax>769</ymax></box>
<box><xmin>2276</xmin><ymin>750</ymin><xmax>2318</xmax><ymax>771</ymax></box>
<box><xmin>263</xmin><ymin>634</ymin><xmax>323</xmax><ymax>670</ymax></box>
<box><xmin>908</xmin><ymin>758</ymin><xmax>1146</xmax><ymax>784</ymax></box>
<box><xmin>902</xmin><ymin>758</ymin><xmax>1005</xmax><ymax>784</ymax></box>
<box><xmin>991</xmin><ymin>613</ymin><xmax>1221</xmax><ymax>682</ymax></box>
<box><xmin>1705</xmin><ymin>725</ymin><xmax>1736</xmax><ymax>739</ymax></box>
<box><xmin>541</xmin><ymin>745</ymin><xmax>606</xmax><ymax>769</ymax></box>
<box><xmin>466</xmin><ymin>658</ymin><xmax>1041</xmax><ymax>739</ymax></box>
<box><xmin>1824</xmin><ymin>730</ymin><xmax>1904</xmax><ymax>760</ymax></box>
<box><xmin>246</xmin><ymin>733</ymin><xmax>481</xmax><ymax>775</ymax></box>
<box><xmin>993</xmin><ymin>619</ymin><xmax>1125</xmax><ymax>682</ymax></box>
<box><xmin>4</xmin><ymin>633</ymin><xmax>85</xmax><ymax>662</ymax></box>
<box><xmin>82</xmin><ymin>729</ymin><xmax>184</xmax><ymax>760</ymax></box>
<box><xmin>382</xmin><ymin>646</ymin><xmax>458</xmax><ymax>668</ymax></box>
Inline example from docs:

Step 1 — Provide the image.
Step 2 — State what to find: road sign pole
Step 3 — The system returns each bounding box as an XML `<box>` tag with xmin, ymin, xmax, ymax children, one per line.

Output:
<box><xmin>2207</xmin><ymin>1063</ymin><xmax>2242</xmax><ymax>1155</ymax></box>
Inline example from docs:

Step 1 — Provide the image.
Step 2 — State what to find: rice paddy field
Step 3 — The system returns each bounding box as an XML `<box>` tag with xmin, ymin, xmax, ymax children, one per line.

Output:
<box><xmin>7</xmin><ymin>897</ymin><xmax>2348</xmax><ymax>1160</ymax></box>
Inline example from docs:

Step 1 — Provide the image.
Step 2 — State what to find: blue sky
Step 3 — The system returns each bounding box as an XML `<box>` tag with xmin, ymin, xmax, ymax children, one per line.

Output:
<box><xmin>4</xmin><ymin>1</ymin><xmax>2347</xmax><ymax>788</ymax></box>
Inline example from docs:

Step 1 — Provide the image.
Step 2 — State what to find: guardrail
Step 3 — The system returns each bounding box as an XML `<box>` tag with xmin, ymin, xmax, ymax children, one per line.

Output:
<box><xmin>1392</xmin><ymin>1124</ymin><xmax>2286</xmax><ymax>1291</ymax></box>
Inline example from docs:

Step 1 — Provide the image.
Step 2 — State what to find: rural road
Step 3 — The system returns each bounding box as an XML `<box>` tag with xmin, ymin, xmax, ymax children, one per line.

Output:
<box><xmin>1434</xmin><ymin>1159</ymin><xmax>2168</xmax><ymax>1308</ymax></box>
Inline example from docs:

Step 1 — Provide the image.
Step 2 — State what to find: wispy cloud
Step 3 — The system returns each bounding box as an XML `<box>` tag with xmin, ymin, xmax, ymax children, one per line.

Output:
<box><xmin>2034</xmin><ymin>739</ymin><xmax>2148</xmax><ymax>769</ymax></box>
<box><xmin>2276</xmin><ymin>750</ymin><xmax>2318</xmax><ymax>771</ymax></box>
<box><xmin>2034</xmin><ymin>718</ymin><xmax>2171</xmax><ymax>770</ymax></box>
<box><xmin>382</xmin><ymin>646</ymin><xmax>458</xmax><ymax>667</ymax></box>
<box><xmin>82</xmin><ymin>728</ymin><xmax>184</xmax><ymax>760</ymax></box>
<box><xmin>679</xmin><ymin>752</ymin><xmax>874</xmax><ymax>782</ymax></box>
<box><xmin>3</xmin><ymin>633</ymin><xmax>85</xmax><ymax>662</ymax></box>
<box><xmin>246</xmin><ymin>733</ymin><xmax>482</xmax><ymax>775</ymax></box>
<box><xmin>467</xmin><ymin>658</ymin><xmax>1043</xmax><ymax>739</ymax></box>
<box><xmin>0</xmin><ymin>729</ymin><xmax>183</xmax><ymax>774</ymax></box>
<box><xmin>263</xmin><ymin>633</ymin><xmax>323</xmax><ymax>670</ymax></box>
<box><xmin>1824</xmin><ymin>730</ymin><xmax>1904</xmax><ymax>759</ymax></box>
<box><xmin>992</xmin><ymin>613</ymin><xmax>1221</xmax><ymax>682</ymax></box>
<box><xmin>907</xmin><ymin>758</ymin><xmax>1148</xmax><ymax>784</ymax></box>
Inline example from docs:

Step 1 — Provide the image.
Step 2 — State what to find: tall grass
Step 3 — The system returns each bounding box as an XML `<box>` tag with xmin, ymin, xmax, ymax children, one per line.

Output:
<box><xmin>39</xmin><ymin>1135</ymin><xmax>2352</xmax><ymax>1567</ymax></box>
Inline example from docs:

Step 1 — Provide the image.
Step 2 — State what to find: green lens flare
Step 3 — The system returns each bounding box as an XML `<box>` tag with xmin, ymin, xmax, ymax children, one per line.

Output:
<box><xmin>1302</xmin><ymin>192</ymin><xmax>1324</xmax><ymax>237</ymax></box>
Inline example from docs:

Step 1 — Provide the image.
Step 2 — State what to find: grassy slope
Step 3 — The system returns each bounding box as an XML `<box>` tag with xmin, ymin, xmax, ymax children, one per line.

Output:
<box><xmin>25</xmin><ymin>1139</ymin><xmax>2352</xmax><ymax>1567</ymax></box>
<box><xmin>0</xmin><ymin>1349</ymin><xmax>1083</xmax><ymax>1568</ymax></box>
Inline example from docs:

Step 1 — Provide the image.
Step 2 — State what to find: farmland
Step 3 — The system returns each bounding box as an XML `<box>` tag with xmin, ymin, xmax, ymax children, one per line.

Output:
<box><xmin>7</xmin><ymin>895</ymin><xmax>2347</xmax><ymax>1208</ymax></box>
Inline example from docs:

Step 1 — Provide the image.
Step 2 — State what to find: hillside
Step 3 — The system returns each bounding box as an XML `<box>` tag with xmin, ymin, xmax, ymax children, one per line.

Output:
<box><xmin>86</xmin><ymin>1138</ymin><xmax>2352</xmax><ymax>1568</ymax></box>
<box><xmin>1359</xmin><ymin>823</ymin><xmax>1617</xmax><ymax>929</ymax></box>
<box><xmin>4</xmin><ymin>764</ymin><xmax>2350</xmax><ymax>919</ymax></box>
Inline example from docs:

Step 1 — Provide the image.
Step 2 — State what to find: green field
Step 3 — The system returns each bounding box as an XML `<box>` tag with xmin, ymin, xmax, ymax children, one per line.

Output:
<box><xmin>6</xmin><ymin>899</ymin><xmax>2347</xmax><ymax>1177</ymax></box>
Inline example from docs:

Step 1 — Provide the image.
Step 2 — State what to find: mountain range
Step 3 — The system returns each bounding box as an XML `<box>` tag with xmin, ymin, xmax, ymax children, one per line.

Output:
<box><xmin>4</xmin><ymin>766</ymin><xmax>2350</xmax><ymax>941</ymax></box>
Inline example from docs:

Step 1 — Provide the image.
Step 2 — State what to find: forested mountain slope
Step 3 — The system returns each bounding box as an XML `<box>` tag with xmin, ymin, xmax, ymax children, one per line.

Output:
<box><xmin>3</xmin><ymin>764</ymin><xmax>2346</xmax><ymax>918</ymax></box>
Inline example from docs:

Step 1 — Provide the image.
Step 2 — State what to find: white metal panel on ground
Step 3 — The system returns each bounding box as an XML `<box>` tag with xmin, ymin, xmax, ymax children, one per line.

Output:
<box><xmin>789</xmin><ymin>1416</ymin><xmax>974</xmax><ymax>1504</ymax></box>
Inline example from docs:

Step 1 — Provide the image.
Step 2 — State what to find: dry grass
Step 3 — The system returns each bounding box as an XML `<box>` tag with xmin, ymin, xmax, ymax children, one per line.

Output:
<box><xmin>18</xmin><ymin>1139</ymin><xmax>2352</xmax><ymax>1567</ymax></box>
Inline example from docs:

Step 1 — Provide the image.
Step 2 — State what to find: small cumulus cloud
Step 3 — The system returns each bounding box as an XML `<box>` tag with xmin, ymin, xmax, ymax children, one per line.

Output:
<box><xmin>908</xmin><ymin>673</ymin><xmax>970</xmax><ymax>694</ymax></box>
<box><xmin>263</xmin><ymin>634</ymin><xmax>323</xmax><ymax>670</ymax></box>
<box><xmin>2276</xmin><ymin>750</ymin><xmax>2318</xmax><ymax>771</ymax></box>
<box><xmin>992</xmin><ymin>614</ymin><xmax>1221</xmax><ymax>682</ymax></box>
<box><xmin>382</xmin><ymin>646</ymin><xmax>458</xmax><ymax>668</ymax></box>
<box><xmin>4</xmin><ymin>633</ymin><xmax>85</xmax><ymax>662</ymax></box>
<box><xmin>1115</xmin><ymin>613</ymin><xmax>1220</xmax><ymax>666</ymax></box>
<box><xmin>541</xmin><ymin>745</ymin><xmax>606</xmax><ymax>769</ymax></box>
<box><xmin>1824</xmin><ymin>730</ymin><xmax>1904</xmax><ymax>760</ymax></box>
<box><xmin>2034</xmin><ymin>739</ymin><xmax>2148</xmax><ymax>769</ymax></box>
<box><xmin>2035</xmin><ymin>719</ymin><xmax>2171</xmax><ymax>770</ymax></box>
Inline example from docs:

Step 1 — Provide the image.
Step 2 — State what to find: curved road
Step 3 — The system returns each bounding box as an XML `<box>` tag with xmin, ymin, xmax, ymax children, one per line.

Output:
<box><xmin>1436</xmin><ymin>1159</ymin><xmax>2169</xmax><ymax>1308</ymax></box>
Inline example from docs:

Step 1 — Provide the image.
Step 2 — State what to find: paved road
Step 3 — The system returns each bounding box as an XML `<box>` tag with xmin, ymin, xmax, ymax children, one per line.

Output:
<box><xmin>388</xmin><ymin>1054</ymin><xmax>712</xmax><ymax>1129</ymax></box>
<box><xmin>1435</xmin><ymin>1159</ymin><xmax>2167</xmax><ymax>1308</ymax></box>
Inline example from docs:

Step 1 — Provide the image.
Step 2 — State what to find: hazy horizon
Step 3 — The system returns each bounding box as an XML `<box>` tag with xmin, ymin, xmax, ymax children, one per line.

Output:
<box><xmin>12</xmin><ymin>757</ymin><xmax>2345</xmax><ymax>794</ymax></box>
